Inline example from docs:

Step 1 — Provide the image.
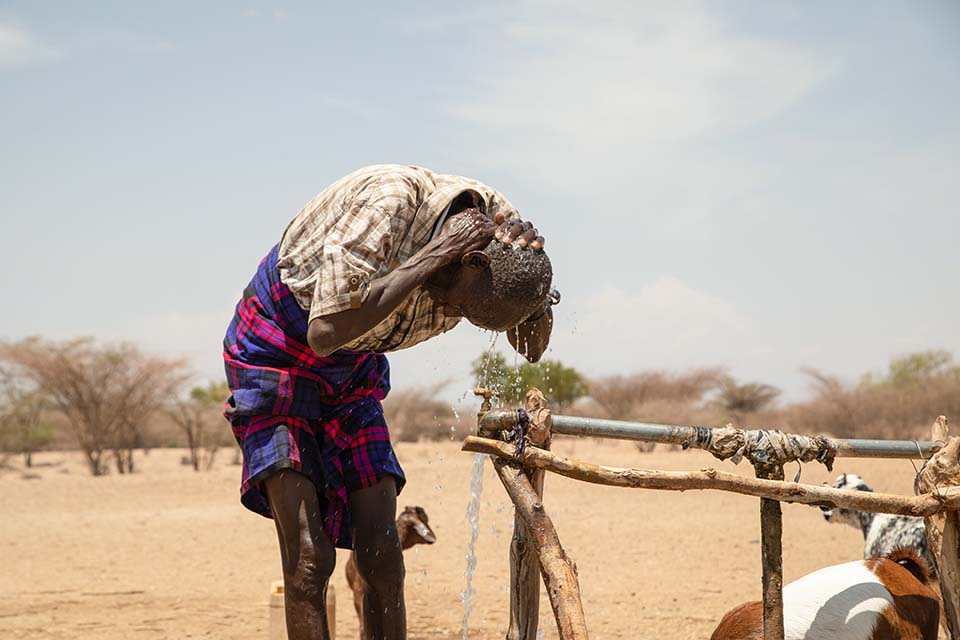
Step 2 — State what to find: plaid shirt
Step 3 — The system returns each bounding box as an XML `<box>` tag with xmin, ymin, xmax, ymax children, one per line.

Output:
<box><xmin>277</xmin><ymin>164</ymin><xmax>520</xmax><ymax>353</ymax></box>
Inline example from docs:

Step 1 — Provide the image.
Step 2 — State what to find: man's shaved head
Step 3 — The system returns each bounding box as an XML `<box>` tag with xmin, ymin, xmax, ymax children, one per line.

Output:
<box><xmin>460</xmin><ymin>240</ymin><xmax>553</xmax><ymax>331</ymax></box>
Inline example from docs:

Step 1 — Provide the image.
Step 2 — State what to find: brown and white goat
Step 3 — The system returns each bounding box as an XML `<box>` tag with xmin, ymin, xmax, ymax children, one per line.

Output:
<box><xmin>710</xmin><ymin>549</ymin><xmax>940</xmax><ymax>640</ymax></box>
<box><xmin>345</xmin><ymin>505</ymin><xmax>436</xmax><ymax>639</ymax></box>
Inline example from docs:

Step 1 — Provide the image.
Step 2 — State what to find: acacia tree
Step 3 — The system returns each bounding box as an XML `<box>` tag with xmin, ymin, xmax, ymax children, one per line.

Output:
<box><xmin>0</xmin><ymin>338</ymin><xmax>186</xmax><ymax>476</ymax></box>
<box><xmin>876</xmin><ymin>350</ymin><xmax>960</xmax><ymax>388</ymax></box>
<box><xmin>166</xmin><ymin>381</ymin><xmax>230</xmax><ymax>471</ymax></box>
<box><xmin>0</xmin><ymin>368</ymin><xmax>54</xmax><ymax>467</ymax></box>
<box><xmin>717</xmin><ymin>376</ymin><xmax>780</xmax><ymax>423</ymax></box>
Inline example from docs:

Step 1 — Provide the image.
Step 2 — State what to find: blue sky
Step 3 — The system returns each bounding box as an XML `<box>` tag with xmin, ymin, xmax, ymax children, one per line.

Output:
<box><xmin>2</xmin><ymin>1</ymin><xmax>958</xmax><ymax>404</ymax></box>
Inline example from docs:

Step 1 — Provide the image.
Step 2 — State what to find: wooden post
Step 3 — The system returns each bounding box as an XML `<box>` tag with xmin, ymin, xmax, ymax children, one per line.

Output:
<box><xmin>507</xmin><ymin>389</ymin><xmax>554</xmax><ymax>640</ymax></box>
<box><xmin>916</xmin><ymin>416</ymin><xmax>960</xmax><ymax>640</ymax></box>
<box><xmin>756</xmin><ymin>463</ymin><xmax>785</xmax><ymax>640</ymax></box>
<box><xmin>494</xmin><ymin>459</ymin><xmax>588</xmax><ymax>639</ymax></box>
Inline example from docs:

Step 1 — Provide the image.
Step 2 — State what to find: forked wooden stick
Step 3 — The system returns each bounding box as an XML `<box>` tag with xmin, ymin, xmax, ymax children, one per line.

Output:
<box><xmin>507</xmin><ymin>389</ymin><xmax>553</xmax><ymax>640</ymax></box>
<box><xmin>493</xmin><ymin>459</ymin><xmax>589</xmax><ymax>639</ymax></box>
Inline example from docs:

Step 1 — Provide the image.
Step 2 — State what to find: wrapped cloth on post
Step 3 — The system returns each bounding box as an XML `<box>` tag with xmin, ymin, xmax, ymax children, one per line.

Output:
<box><xmin>695</xmin><ymin>425</ymin><xmax>837</xmax><ymax>471</ymax></box>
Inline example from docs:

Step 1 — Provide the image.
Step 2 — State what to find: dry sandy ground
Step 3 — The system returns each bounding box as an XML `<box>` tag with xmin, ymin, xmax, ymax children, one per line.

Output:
<box><xmin>0</xmin><ymin>438</ymin><xmax>926</xmax><ymax>639</ymax></box>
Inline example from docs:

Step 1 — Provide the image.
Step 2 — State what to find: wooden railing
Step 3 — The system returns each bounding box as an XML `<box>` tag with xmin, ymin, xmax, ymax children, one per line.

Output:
<box><xmin>463</xmin><ymin>388</ymin><xmax>959</xmax><ymax>640</ymax></box>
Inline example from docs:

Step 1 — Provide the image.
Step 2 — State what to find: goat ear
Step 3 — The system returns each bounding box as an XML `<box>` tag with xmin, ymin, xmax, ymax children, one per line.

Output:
<box><xmin>416</xmin><ymin>522</ymin><xmax>437</xmax><ymax>544</ymax></box>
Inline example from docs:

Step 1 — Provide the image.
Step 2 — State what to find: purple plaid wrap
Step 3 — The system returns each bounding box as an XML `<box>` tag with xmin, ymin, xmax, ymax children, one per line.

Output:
<box><xmin>223</xmin><ymin>245</ymin><xmax>405</xmax><ymax>548</ymax></box>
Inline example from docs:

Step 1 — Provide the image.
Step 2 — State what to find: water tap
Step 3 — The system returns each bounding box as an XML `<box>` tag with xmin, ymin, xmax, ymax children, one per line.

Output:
<box><xmin>473</xmin><ymin>388</ymin><xmax>530</xmax><ymax>455</ymax></box>
<box><xmin>473</xmin><ymin>387</ymin><xmax>499</xmax><ymax>414</ymax></box>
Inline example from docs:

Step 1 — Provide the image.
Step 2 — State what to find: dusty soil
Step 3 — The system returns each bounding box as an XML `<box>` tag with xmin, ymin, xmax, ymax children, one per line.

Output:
<box><xmin>0</xmin><ymin>439</ymin><xmax>924</xmax><ymax>639</ymax></box>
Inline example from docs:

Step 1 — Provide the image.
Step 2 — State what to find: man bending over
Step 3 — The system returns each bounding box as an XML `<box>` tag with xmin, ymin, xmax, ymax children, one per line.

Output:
<box><xmin>222</xmin><ymin>164</ymin><xmax>555</xmax><ymax>640</ymax></box>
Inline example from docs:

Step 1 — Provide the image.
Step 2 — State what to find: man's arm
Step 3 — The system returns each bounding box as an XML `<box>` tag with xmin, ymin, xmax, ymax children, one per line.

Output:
<box><xmin>307</xmin><ymin>210</ymin><xmax>496</xmax><ymax>357</ymax></box>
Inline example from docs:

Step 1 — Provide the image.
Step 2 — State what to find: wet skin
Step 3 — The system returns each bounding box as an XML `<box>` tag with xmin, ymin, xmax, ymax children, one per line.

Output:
<box><xmin>265</xmin><ymin>470</ymin><xmax>403</xmax><ymax>640</ymax></box>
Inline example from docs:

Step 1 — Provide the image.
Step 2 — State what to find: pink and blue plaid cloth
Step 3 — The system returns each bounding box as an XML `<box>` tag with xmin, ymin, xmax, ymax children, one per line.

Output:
<box><xmin>223</xmin><ymin>245</ymin><xmax>405</xmax><ymax>548</ymax></box>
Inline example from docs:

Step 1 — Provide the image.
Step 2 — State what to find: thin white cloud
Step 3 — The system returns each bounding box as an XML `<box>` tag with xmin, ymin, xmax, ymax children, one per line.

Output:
<box><xmin>550</xmin><ymin>276</ymin><xmax>757</xmax><ymax>375</ymax></box>
<box><xmin>0</xmin><ymin>21</ymin><xmax>60</xmax><ymax>68</ymax></box>
<box><xmin>450</xmin><ymin>1</ymin><xmax>836</xmax><ymax>147</ymax></box>
<box><xmin>241</xmin><ymin>7</ymin><xmax>290</xmax><ymax>21</ymax></box>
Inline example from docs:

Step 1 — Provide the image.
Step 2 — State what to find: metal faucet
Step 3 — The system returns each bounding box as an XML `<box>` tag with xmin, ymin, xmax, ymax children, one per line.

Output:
<box><xmin>472</xmin><ymin>388</ymin><xmax>529</xmax><ymax>451</ymax></box>
<box><xmin>473</xmin><ymin>387</ymin><xmax>499</xmax><ymax>415</ymax></box>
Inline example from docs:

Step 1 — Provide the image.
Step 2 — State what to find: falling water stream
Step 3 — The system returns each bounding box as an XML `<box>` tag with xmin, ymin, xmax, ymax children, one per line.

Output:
<box><xmin>460</xmin><ymin>452</ymin><xmax>485</xmax><ymax>639</ymax></box>
<box><xmin>460</xmin><ymin>331</ymin><xmax>501</xmax><ymax>638</ymax></box>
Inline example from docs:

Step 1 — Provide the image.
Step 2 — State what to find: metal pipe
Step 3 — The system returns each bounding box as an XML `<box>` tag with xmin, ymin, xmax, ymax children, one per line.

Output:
<box><xmin>479</xmin><ymin>409</ymin><xmax>521</xmax><ymax>437</ymax></box>
<box><xmin>550</xmin><ymin>415</ymin><xmax>941</xmax><ymax>460</ymax></box>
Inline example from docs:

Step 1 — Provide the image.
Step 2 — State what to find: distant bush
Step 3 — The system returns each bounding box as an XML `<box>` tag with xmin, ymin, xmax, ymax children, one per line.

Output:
<box><xmin>164</xmin><ymin>381</ymin><xmax>233</xmax><ymax>471</ymax></box>
<box><xmin>384</xmin><ymin>384</ymin><xmax>460</xmax><ymax>443</ymax></box>
<box><xmin>782</xmin><ymin>352</ymin><xmax>960</xmax><ymax>440</ymax></box>
<box><xmin>715</xmin><ymin>377</ymin><xmax>781</xmax><ymax>424</ymax></box>
<box><xmin>0</xmin><ymin>368</ymin><xmax>56</xmax><ymax>467</ymax></box>
<box><xmin>588</xmin><ymin>369</ymin><xmax>724</xmax><ymax>421</ymax></box>
<box><xmin>470</xmin><ymin>352</ymin><xmax>587</xmax><ymax>409</ymax></box>
<box><xmin>585</xmin><ymin>369</ymin><xmax>727</xmax><ymax>451</ymax></box>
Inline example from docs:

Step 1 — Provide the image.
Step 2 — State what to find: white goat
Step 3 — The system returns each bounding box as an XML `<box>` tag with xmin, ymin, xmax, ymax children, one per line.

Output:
<box><xmin>711</xmin><ymin>548</ymin><xmax>940</xmax><ymax>640</ymax></box>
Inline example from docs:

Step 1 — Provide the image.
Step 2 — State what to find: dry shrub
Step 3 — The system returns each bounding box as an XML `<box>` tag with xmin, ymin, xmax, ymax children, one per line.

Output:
<box><xmin>588</xmin><ymin>369</ymin><xmax>724</xmax><ymax>420</ymax></box>
<box><xmin>384</xmin><ymin>383</ymin><xmax>459</xmax><ymax>443</ymax></box>
<box><xmin>164</xmin><ymin>382</ymin><xmax>233</xmax><ymax>471</ymax></box>
<box><xmin>781</xmin><ymin>368</ymin><xmax>960</xmax><ymax>440</ymax></box>
<box><xmin>716</xmin><ymin>377</ymin><xmax>780</xmax><ymax>422</ymax></box>
<box><xmin>586</xmin><ymin>369</ymin><xmax>727</xmax><ymax>451</ymax></box>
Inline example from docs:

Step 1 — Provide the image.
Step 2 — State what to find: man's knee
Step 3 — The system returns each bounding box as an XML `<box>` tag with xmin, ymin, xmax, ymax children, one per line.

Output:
<box><xmin>264</xmin><ymin>469</ymin><xmax>337</xmax><ymax>602</ymax></box>
<box><xmin>353</xmin><ymin>527</ymin><xmax>405</xmax><ymax>594</ymax></box>
<box><xmin>285</xmin><ymin>534</ymin><xmax>336</xmax><ymax>601</ymax></box>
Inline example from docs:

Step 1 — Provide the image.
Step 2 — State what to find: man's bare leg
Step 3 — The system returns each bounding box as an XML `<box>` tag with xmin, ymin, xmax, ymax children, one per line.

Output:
<box><xmin>265</xmin><ymin>469</ymin><xmax>336</xmax><ymax>640</ymax></box>
<box><xmin>349</xmin><ymin>476</ymin><xmax>405</xmax><ymax>640</ymax></box>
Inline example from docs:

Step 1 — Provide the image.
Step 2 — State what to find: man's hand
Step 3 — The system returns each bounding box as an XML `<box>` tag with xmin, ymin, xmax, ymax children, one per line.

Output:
<box><xmin>432</xmin><ymin>209</ymin><xmax>498</xmax><ymax>263</ymax></box>
<box><xmin>493</xmin><ymin>213</ymin><xmax>545</xmax><ymax>251</ymax></box>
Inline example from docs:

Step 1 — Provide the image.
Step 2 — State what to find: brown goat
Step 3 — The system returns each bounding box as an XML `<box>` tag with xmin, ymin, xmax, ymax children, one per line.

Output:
<box><xmin>344</xmin><ymin>505</ymin><xmax>436</xmax><ymax>639</ymax></box>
